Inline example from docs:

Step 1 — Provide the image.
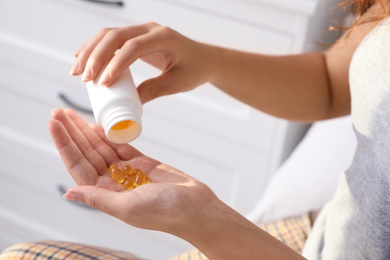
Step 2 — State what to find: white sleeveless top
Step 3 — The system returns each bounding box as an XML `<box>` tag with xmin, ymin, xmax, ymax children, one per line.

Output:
<box><xmin>302</xmin><ymin>16</ymin><xmax>390</xmax><ymax>259</ymax></box>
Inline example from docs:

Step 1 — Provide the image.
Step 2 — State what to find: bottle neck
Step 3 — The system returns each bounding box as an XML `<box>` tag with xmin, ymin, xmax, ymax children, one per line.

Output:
<box><xmin>103</xmin><ymin>106</ymin><xmax>142</xmax><ymax>144</ymax></box>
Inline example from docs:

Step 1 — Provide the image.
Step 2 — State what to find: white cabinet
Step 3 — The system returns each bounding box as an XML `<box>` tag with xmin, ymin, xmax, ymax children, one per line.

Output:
<box><xmin>0</xmin><ymin>0</ymin><xmax>338</xmax><ymax>258</ymax></box>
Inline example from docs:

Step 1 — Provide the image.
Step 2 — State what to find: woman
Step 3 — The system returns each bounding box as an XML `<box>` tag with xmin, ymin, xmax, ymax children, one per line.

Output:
<box><xmin>2</xmin><ymin>0</ymin><xmax>389</xmax><ymax>259</ymax></box>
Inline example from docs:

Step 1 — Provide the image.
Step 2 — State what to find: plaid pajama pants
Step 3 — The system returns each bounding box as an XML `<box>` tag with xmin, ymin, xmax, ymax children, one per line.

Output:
<box><xmin>0</xmin><ymin>213</ymin><xmax>312</xmax><ymax>260</ymax></box>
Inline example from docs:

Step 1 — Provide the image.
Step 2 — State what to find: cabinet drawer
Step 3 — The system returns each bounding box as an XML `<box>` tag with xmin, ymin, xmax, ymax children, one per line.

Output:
<box><xmin>0</xmin><ymin>39</ymin><xmax>85</xmax><ymax>96</ymax></box>
<box><xmin>0</xmin><ymin>0</ymin><xmax>293</xmax><ymax>57</ymax></box>
<box><xmin>0</xmin><ymin>0</ymin><xmax>129</xmax><ymax>55</ymax></box>
<box><xmin>123</xmin><ymin>0</ymin><xmax>293</xmax><ymax>53</ymax></box>
<box><xmin>0</xmin><ymin>68</ymin><xmax>93</xmax><ymax>151</ymax></box>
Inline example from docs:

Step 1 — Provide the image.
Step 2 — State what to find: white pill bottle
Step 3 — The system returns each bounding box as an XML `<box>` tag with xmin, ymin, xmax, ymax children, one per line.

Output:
<box><xmin>86</xmin><ymin>68</ymin><xmax>142</xmax><ymax>144</ymax></box>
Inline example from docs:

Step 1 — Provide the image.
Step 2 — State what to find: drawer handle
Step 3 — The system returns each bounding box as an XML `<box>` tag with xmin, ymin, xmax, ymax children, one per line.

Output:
<box><xmin>58</xmin><ymin>92</ymin><xmax>94</xmax><ymax>115</ymax></box>
<box><xmin>80</xmin><ymin>0</ymin><xmax>124</xmax><ymax>7</ymax></box>
<box><xmin>57</xmin><ymin>185</ymin><xmax>97</xmax><ymax>210</ymax></box>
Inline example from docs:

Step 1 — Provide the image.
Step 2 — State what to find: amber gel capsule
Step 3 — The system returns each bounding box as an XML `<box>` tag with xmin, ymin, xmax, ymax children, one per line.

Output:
<box><xmin>86</xmin><ymin>67</ymin><xmax>143</xmax><ymax>144</ymax></box>
<box><xmin>110</xmin><ymin>167</ymin><xmax>125</xmax><ymax>184</ymax></box>
<box><xmin>109</xmin><ymin>164</ymin><xmax>119</xmax><ymax>172</ymax></box>
<box><xmin>134</xmin><ymin>169</ymin><xmax>149</xmax><ymax>186</ymax></box>
<box><xmin>108</xmin><ymin>164</ymin><xmax>150</xmax><ymax>190</ymax></box>
<box><xmin>123</xmin><ymin>174</ymin><xmax>136</xmax><ymax>190</ymax></box>
<box><xmin>122</xmin><ymin>165</ymin><xmax>133</xmax><ymax>175</ymax></box>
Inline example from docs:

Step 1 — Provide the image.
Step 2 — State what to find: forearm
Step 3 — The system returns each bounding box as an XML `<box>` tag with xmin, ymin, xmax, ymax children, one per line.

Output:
<box><xmin>206</xmin><ymin>46</ymin><xmax>346</xmax><ymax>122</ymax></box>
<box><xmin>174</xmin><ymin>199</ymin><xmax>306</xmax><ymax>260</ymax></box>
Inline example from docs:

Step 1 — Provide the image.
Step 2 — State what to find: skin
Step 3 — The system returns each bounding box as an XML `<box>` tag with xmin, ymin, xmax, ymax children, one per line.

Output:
<box><xmin>58</xmin><ymin>3</ymin><xmax>384</xmax><ymax>259</ymax></box>
<box><xmin>50</xmin><ymin>109</ymin><xmax>302</xmax><ymax>259</ymax></box>
<box><xmin>70</xmin><ymin>6</ymin><xmax>380</xmax><ymax>122</ymax></box>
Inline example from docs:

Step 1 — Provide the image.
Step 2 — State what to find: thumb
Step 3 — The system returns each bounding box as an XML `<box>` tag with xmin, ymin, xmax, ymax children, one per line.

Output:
<box><xmin>63</xmin><ymin>186</ymin><xmax>123</xmax><ymax>217</ymax></box>
<box><xmin>137</xmin><ymin>70</ymin><xmax>192</xmax><ymax>104</ymax></box>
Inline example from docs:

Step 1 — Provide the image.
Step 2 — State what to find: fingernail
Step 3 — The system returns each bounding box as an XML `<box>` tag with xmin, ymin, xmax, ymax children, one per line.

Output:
<box><xmin>47</xmin><ymin>119</ymin><xmax>54</xmax><ymax>129</ymax></box>
<box><xmin>63</xmin><ymin>191</ymin><xmax>82</xmax><ymax>201</ymax></box>
<box><xmin>74</xmin><ymin>49</ymin><xmax>81</xmax><ymax>58</ymax></box>
<box><xmin>70</xmin><ymin>61</ymin><xmax>80</xmax><ymax>75</ymax></box>
<box><xmin>82</xmin><ymin>68</ymin><xmax>92</xmax><ymax>82</ymax></box>
<box><xmin>98</xmin><ymin>70</ymin><xmax>111</xmax><ymax>86</ymax></box>
<box><xmin>50</xmin><ymin>108</ymin><xmax>60</xmax><ymax>117</ymax></box>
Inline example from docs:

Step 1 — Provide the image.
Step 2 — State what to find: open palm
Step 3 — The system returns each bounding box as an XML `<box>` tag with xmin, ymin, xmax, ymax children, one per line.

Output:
<box><xmin>48</xmin><ymin>108</ymin><xmax>217</xmax><ymax>233</ymax></box>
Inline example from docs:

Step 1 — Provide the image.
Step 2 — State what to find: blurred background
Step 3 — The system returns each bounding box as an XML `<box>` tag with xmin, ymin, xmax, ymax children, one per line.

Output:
<box><xmin>0</xmin><ymin>0</ymin><xmax>345</xmax><ymax>259</ymax></box>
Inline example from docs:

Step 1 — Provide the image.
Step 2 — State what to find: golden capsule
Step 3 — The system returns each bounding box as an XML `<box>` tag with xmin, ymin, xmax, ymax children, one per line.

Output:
<box><xmin>110</xmin><ymin>168</ymin><xmax>125</xmax><ymax>184</ymax></box>
<box><xmin>123</xmin><ymin>165</ymin><xmax>133</xmax><ymax>175</ymax></box>
<box><xmin>134</xmin><ymin>169</ymin><xmax>147</xmax><ymax>187</ymax></box>
<box><xmin>123</xmin><ymin>174</ymin><xmax>136</xmax><ymax>190</ymax></box>
<box><xmin>111</xmin><ymin>120</ymin><xmax>134</xmax><ymax>131</ymax></box>
<box><xmin>109</xmin><ymin>164</ymin><xmax>150</xmax><ymax>189</ymax></box>
<box><xmin>109</xmin><ymin>164</ymin><xmax>119</xmax><ymax>171</ymax></box>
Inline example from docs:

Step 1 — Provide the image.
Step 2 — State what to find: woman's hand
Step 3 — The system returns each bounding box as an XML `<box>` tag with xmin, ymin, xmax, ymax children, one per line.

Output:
<box><xmin>48</xmin><ymin>108</ymin><xmax>218</xmax><ymax>233</ymax></box>
<box><xmin>70</xmin><ymin>23</ymin><xmax>216</xmax><ymax>104</ymax></box>
<box><xmin>48</xmin><ymin>108</ymin><xmax>306</xmax><ymax>259</ymax></box>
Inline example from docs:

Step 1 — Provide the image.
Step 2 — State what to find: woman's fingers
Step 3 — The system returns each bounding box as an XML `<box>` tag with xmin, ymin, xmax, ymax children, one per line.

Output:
<box><xmin>70</xmin><ymin>27</ymin><xmax>115</xmax><ymax>76</ymax></box>
<box><xmin>97</xmin><ymin>25</ymin><xmax>175</xmax><ymax>86</ymax></box>
<box><xmin>51</xmin><ymin>108</ymin><xmax>107</xmax><ymax>174</ymax></box>
<box><xmin>75</xmin><ymin>23</ymin><xmax>159</xmax><ymax>83</ymax></box>
<box><xmin>64</xmin><ymin>186</ymin><xmax>129</xmax><ymax>220</ymax></box>
<box><xmin>90</xmin><ymin>123</ymin><xmax>164</xmax><ymax>178</ymax></box>
<box><xmin>71</xmin><ymin>22</ymin><xmax>207</xmax><ymax>103</ymax></box>
<box><xmin>48</xmin><ymin>119</ymin><xmax>98</xmax><ymax>185</ymax></box>
<box><xmin>65</xmin><ymin>109</ymin><xmax>119</xmax><ymax>166</ymax></box>
<box><xmin>81</xmin><ymin>28</ymin><xmax>122</xmax><ymax>82</ymax></box>
<box><xmin>72</xmin><ymin>23</ymin><xmax>180</xmax><ymax>86</ymax></box>
<box><xmin>89</xmin><ymin>123</ymin><xmax>141</xmax><ymax>160</ymax></box>
<box><xmin>137</xmin><ymin>67</ymin><xmax>192</xmax><ymax>104</ymax></box>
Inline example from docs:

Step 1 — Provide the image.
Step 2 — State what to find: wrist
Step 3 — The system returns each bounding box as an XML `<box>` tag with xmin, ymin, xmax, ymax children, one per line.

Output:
<box><xmin>194</xmin><ymin>42</ymin><xmax>224</xmax><ymax>84</ymax></box>
<box><xmin>170</xmin><ymin>196</ymin><xmax>225</xmax><ymax>242</ymax></box>
<box><xmin>172</xmin><ymin>199</ymin><xmax>305</xmax><ymax>260</ymax></box>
